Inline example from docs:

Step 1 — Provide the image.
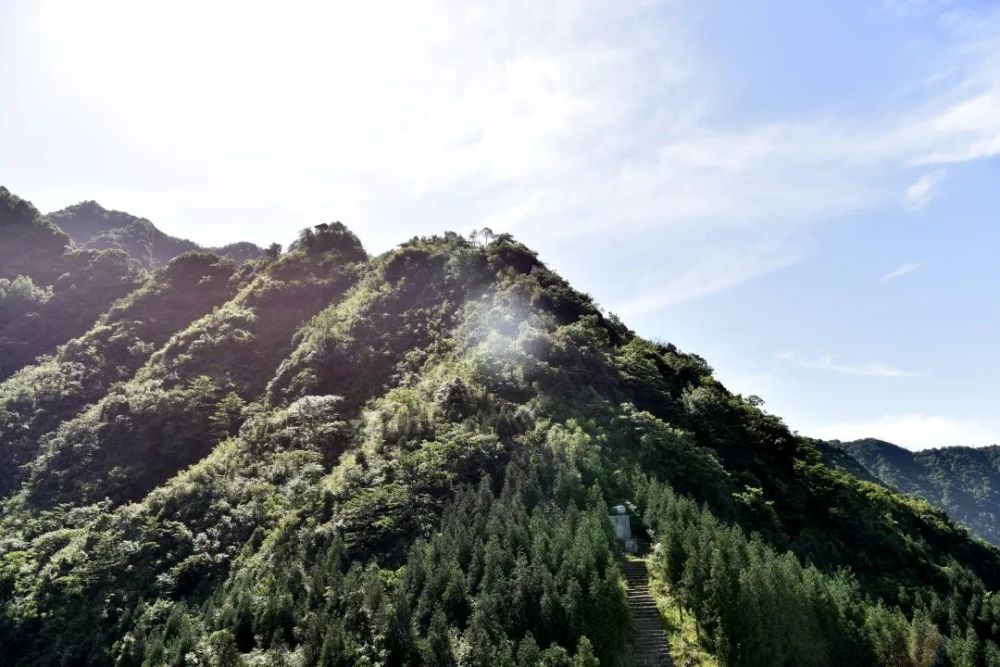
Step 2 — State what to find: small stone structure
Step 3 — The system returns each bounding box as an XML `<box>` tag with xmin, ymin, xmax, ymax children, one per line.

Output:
<box><xmin>609</xmin><ymin>503</ymin><xmax>638</xmax><ymax>553</ymax></box>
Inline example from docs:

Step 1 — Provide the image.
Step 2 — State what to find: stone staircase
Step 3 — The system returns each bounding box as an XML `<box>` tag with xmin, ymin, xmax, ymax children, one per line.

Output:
<box><xmin>621</xmin><ymin>557</ymin><xmax>672</xmax><ymax>667</ymax></box>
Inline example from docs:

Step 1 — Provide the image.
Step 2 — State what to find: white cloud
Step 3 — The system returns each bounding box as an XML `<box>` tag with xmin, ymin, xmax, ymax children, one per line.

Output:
<box><xmin>779</xmin><ymin>352</ymin><xmax>925</xmax><ymax>378</ymax></box>
<box><xmin>881</xmin><ymin>262</ymin><xmax>921</xmax><ymax>281</ymax></box>
<box><xmin>904</xmin><ymin>171</ymin><xmax>947</xmax><ymax>210</ymax></box>
<box><xmin>4</xmin><ymin>1</ymin><xmax>1000</xmax><ymax>315</ymax></box>
<box><xmin>812</xmin><ymin>413</ymin><xmax>1000</xmax><ymax>450</ymax></box>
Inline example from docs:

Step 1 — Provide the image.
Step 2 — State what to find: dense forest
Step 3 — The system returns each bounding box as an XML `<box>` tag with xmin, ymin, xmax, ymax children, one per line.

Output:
<box><xmin>829</xmin><ymin>438</ymin><xmax>1000</xmax><ymax>547</ymax></box>
<box><xmin>4</xmin><ymin>185</ymin><xmax>1000</xmax><ymax>665</ymax></box>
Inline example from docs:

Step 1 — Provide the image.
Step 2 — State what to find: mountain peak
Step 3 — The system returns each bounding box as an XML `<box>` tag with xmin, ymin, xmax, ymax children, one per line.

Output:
<box><xmin>0</xmin><ymin>185</ymin><xmax>38</xmax><ymax>220</ymax></box>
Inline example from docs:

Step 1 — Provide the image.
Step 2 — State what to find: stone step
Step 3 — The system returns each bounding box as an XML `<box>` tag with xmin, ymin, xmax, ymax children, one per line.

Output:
<box><xmin>620</xmin><ymin>557</ymin><xmax>673</xmax><ymax>667</ymax></box>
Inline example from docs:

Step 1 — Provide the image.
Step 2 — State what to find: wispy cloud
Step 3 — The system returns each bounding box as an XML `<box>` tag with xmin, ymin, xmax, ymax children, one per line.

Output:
<box><xmin>812</xmin><ymin>412</ymin><xmax>1000</xmax><ymax>450</ymax></box>
<box><xmin>904</xmin><ymin>170</ymin><xmax>946</xmax><ymax>210</ymax></box>
<box><xmin>881</xmin><ymin>262</ymin><xmax>921</xmax><ymax>282</ymax></box>
<box><xmin>6</xmin><ymin>1</ymin><xmax>1000</xmax><ymax>314</ymax></box>
<box><xmin>616</xmin><ymin>241</ymin><xmax>801</xmax><ymax>316</ymax></box>
<box><xmin>779</xmin><ymin>352</ymin><xmax>925</xmax><ymax>378</ymax></box>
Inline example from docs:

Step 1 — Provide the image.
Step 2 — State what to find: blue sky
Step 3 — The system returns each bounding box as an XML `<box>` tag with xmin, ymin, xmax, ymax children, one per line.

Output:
<box><xmin>2</xmin><ymin>0</ymin><xmax>999</xmax><ymax>449</ymax></box>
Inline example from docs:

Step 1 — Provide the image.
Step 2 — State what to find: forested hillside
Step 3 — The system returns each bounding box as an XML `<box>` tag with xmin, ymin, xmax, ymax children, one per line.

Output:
<box><xmin>0</xmin><ymin>188</ymin><xmax>146</xmax><ymax>380</ymax></box>
<box><xmin>831</xmin><ymin>438</ymin><xmax>1000</xmax><ymax>547</ymax></box>
<box><xmin>4</xmin><ymin>187</ymin><xmax>1000</xmax><ymax>665</ymax></box>
<box><xmin>0</xmin><ymin>189</ymin><xmax>267</xmax><ymax>382</ymax></box>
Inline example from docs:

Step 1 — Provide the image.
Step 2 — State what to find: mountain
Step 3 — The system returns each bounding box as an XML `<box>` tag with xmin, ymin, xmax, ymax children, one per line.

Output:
<box><xmin>0</xmin><ymin>187</ymin><xmax>146</xmax><ymax>380</ymax></box>
<box><xmin>830</xmin><ymin>438</ymin><xmax>1000</xmax><ymax>546</ymax></box>
<box><xmin>3</xmin><ymin>188</ymin><xmax>1000</xmax><ymax>665</ymax></box>
<box><xmin>45</xmin><ymin>200</ymin><xmax>267</xmax><ymax>269</ymax></box>
<box><xmin>814</xmin><ymin>438</ymin><xmax>881</xmax><ymax>483</ymax></box>
<box><xmin>0</xmin><ymin>189</ymin><xmax>269</xmax><ymax>383</ymax></box>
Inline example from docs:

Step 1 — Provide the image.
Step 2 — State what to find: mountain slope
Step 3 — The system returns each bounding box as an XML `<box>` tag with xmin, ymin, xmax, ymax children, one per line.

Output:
<box><xmin>0</xmin><ymin>188</ymin><xmax>146</xmax><ymax>380</ymax></box>
<box><xmin>0</xmin><ymin>189</ymin><xmax>268</xmax><ymax>383</ymax></box>
<box><xmin>2</xmin><ymin>193</ymin><xmax>1000</xmax><ymax>665</ymax></box>
<box><xmin>8</xmin><ymin>223</ymin><xmax>364</xmax><ymax>512</ymax></box>
<box><xmin>45</xmin><ymin>200</ymin><xmax>266</xmax><ymax>269</ymax></box>
<box><xmin>832</xmin><ymin>438</ymin><xmax>1000</xmax><ymax>546</ymax></box>
<box><xmin>0</xmin><ymin>186</ymin><xmax>70</xmax><ymax>284</ymax></box>
<box><xmin>0</xmin><ymin>251</ymin><xmax>242</xmax><ymax>496</ymax></box>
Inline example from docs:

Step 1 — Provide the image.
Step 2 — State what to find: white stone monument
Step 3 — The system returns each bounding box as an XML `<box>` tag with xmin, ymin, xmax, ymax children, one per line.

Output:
<box><xmin>609</xmin><ymin>504</ymin><xmax>638</xmax><ymax>553</ymax></box>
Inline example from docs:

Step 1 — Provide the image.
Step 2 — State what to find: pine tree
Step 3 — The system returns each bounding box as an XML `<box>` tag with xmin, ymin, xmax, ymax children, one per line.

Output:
<box><xmin>422</xmin><ymin>608</ymin><xmax>454</xmax><ymax>667</ymax></box>
<box><xmin>205</xmin><ymin>630</ymin><xmax>241</xmax><ymax>667</ymax></box>
<box><xmin>517</xmin><ymin>632</ymin><xmax>541</xmax><ymax>667</ymax></box>
<box><xmin>573</xmin><ymin>636</ymin><xmax>599</xmax><ymax>667</ymax></box>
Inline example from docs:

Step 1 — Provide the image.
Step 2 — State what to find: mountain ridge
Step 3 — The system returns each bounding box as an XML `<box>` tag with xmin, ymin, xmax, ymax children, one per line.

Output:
<box><xmin>44</xmin><ymin>199</ymin><xmax>267</xmax><ymax>269</ymax></box>
<box><xmin>830</xmin><ymin>437</ymin><xmax>1000</xmax><ymax>547</ymax></box>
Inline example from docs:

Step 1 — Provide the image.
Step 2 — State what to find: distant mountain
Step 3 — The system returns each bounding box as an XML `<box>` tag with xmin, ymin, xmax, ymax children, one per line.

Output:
<box><xmin>813</xmin><ymin>438</ymin><xmax>881</xmax><ymax>483</ymax></box>
<box><xmin>45</xmin><ymin>200</ymin><xmax>266</xmax><ymax>269</ymax></box>
<box><xmin>829</xmin><ymin>438</ymin><xmax>1000</xmax><ymax>545</ymax></box>
<box><xmin>5</xmin><ymin>186</ymin><xmax>1000</xmax><ymax>665</ymax></box>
